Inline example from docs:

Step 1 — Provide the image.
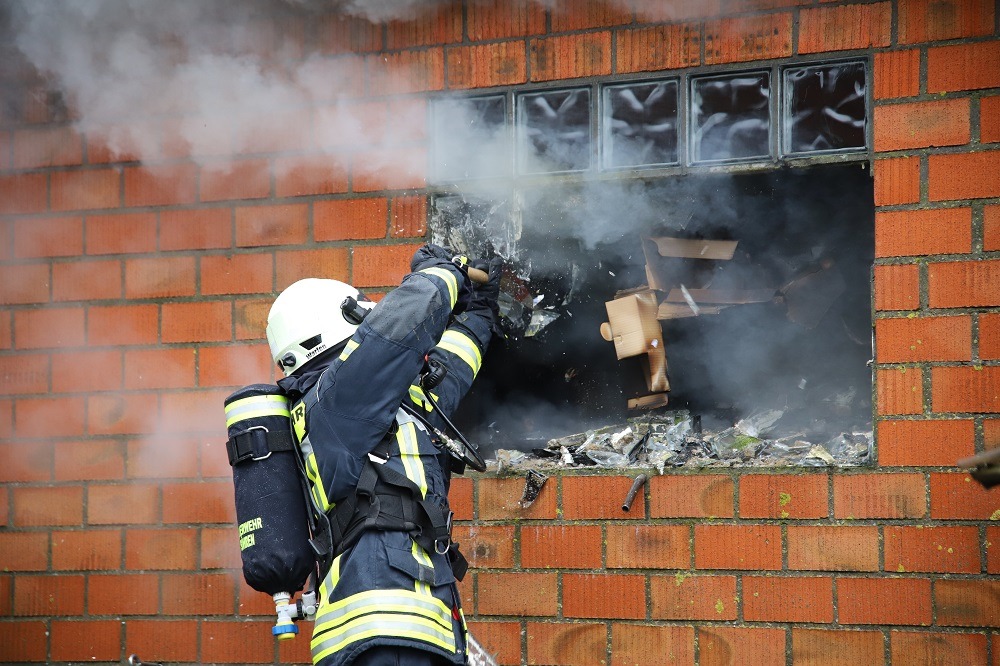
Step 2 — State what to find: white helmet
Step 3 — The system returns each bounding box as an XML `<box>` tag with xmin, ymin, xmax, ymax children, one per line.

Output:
<box><xmin>266</xmin><ymin>278</ymin><xmax>374</xmax><ymax>376</ymax></box>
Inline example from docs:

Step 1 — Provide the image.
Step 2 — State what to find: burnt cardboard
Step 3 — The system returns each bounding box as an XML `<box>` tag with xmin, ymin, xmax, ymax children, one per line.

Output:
<box><xmin>600</xmin><ymin>290</ymin><xmax>663</xmax><ymax>360</ymax></box>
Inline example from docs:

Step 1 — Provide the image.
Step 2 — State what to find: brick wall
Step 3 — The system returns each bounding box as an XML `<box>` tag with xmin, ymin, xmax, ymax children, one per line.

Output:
<box><xmin>0</xmin><ymin>1</ymin><xmax>998</xmax><ymax>664</ymax></box>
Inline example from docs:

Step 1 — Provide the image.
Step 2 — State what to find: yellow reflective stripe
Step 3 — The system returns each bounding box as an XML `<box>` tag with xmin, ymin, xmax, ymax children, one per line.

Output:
<box><xmin>291</xmin><ymin>403</ymin><xmax>306</xmax><ymax>442</ymax></box>
<box><xmin>312</xmin><ymin>614</ymin><xmax>456</xmax><ymax>661</ymax></box>
<box><xmin>339</xmin><ymin>338</ymin><xmax>359</xmax><ymax>362</ymax></box>
<box><xmin>411</xmin><ymin>541</ymin><xmax>434</xmax><ymax>595</ymax></box>
<box><xmin>306</xmin><ymin>453</ymin><xmax>330</xmax><ymax>512</ymax></box>
<box><xmin>408</xmin><ymin>384</ymin><xmax>441</xmax><ymax>411</ymax></box>
<box><xmin>396</xmin><ymin>422</ymin><xmax>427</xmax><ymax>498</ymax></box>
<box><xmin>319</xmin><ymin>553</ymin><xmax>343</xmax><ymax>602</ymax></box>
<box><xmin>419</xmin><ymin>267</ymin><xmax>458</xmax><ymax>308</ymax></box>
<box><xmin>437</xmin><ymin>329</ymin><xmax>482</xmax><ymax>375</ymax></box>
<box><xmin>224</xmin><ymin>395</ymin><xmax>290</xmax><ymax>428</ymax></box>
<box><xmin>315</xmin><ymin>588</ymin><xmax>453</xmax><ymax>623</ymax></box>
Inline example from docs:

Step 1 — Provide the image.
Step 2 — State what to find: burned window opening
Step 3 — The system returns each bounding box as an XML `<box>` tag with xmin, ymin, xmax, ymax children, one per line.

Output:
<box><xmin>432</xmin><ymin>163</ymin><xmax>875</xmax><ymax>470</ymax></box>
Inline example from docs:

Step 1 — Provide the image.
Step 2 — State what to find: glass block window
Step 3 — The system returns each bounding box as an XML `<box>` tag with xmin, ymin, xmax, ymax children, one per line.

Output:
<box><xmin>430</xmin><ymin>94</ymin><xmax>508</xmax><ymax>181</ymax></box>
<box><xmin>602</xmin><ymin>80</ymin><xmax>680</xmax><ymax>169</ymax></box>
<box><xmin>784</xmin><ymin>62</ymin><xmax>867</xmax><ymax>155</ymax></box>
<box><xmin>517</xmin><ymin>88</ymin><xmax>591</xmax><ymax>173</ymax></box>
<box><xmin>691</xmin><ymin>72</ymin><xmax>771</xmax><ymax>164</ymax></box>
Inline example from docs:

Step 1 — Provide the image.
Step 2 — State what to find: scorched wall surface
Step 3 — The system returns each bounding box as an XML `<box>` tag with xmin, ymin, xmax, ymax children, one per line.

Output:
<box><xmin>0</xmin><ymin>1</ymin><xmax>998</xmax><ymax>664</ymax></box>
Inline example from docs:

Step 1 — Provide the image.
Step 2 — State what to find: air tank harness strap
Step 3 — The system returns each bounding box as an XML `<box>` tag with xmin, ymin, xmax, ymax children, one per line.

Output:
<box><xmin>226</xmin><ymin>427</ymin><xmax>296</xmax><ymax>466</ymax></box>
<box><xmin>327</xmin><ymin>438</ymin><xmax>467</xmax><ymax>579</ymax></box>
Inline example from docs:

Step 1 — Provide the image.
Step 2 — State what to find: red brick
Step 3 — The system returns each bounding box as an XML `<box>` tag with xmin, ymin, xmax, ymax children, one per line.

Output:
<box><xmin>201</xmin><ymin>526</ymin><xmax>241</xmax><ymax>570</ymax></box>
<box><xmin>164</xmin><ymin>573</ymin><xmax>237</xmax><ymax>616</ymax></box>
<box><xmin>0</xmin><ymin>173</ymin><xmax>48</xmax><ymax>215</ymax></box>
<box><xmin>876</xmin><ymin>97</ymin><xmax>972</xmax><ymax>151</ymax></box>
<box><xmin>705</xmin><ymin>13</ymin><xmax>791</xmax><ymax>65</ymax></box>
<box><xmin>86</xmin><ymin>392</ymin><xmax>156</xmax><ymax>436</ymax></box>
<box><xmin>899</xmin><ymin>0</ymin><xmax>995</xmax><ymax>43</ymax></box>
<box><xmin>200</xmin><ymin>159</ymin><xmax>271</xmax><ymax>202</ymax></box>
<box><xmin>982</xmin><ymin>313</ymin><xmax>1000</xmax><ymax>361</ymax></box>
<box><xmin>0</xmin><ymin>311</ymin><xmax>10</xmax><ymax>349</ymax></box>
<box><xmin>833</xmin><ymin>473</ymin><xmax>926</xmax><ymax>519</ymax></box>
<box><xmin>14</xmin><ymin>215</ymin><xmax>83</xmax><ymax>258</ymax></box>
<box><xmin>0</xmin><ymin>441</ymin><xmax>52</xmax><ymax>482</ymax></box>
<box><xmin>521</xmin><ymin>524</ymin><xmax>602</xmax><ymax>569</ymax></box>
<box><xmin>616</xmin><ymin>24</ymin><xmax>701</xmax><ymax>74</ymax></box>
<box><xmin>450</xmin><ymin>524</ymin><xmax>515</xmax><ymax>569</ymax></box>
<box><xmin>16</xmin><ymin>396</ymin><xmax>86</xmax><ymax>438</ymax></box>
<box><xmin>351</xmin><ymin>146</ymin><xmax>427</xmax><ymax>193</ymax></box>
<box><xmin>122</xmin><ymin>163</ymin><xmax>196</xmax><ymax>207</ymax></box>
<box><xmin>987</xmin><ymin>420</ymin><xmax>1000</xmax><ymax>449</ymax></box>
<box><xmin>122</xmin><ymin>348</ymin><xmax>194</xmax><ymax>390</ymax></box>
<box><xmin>874</xmin><ymin>49</ymin><xmax>921</xmax><ymax>100</ymax></box>
<box><xmin>125</xmin><ymin>620</ymin><xmax>199</xmax><ymax>663</ymax></box>
<box><xmin>447</xmin><ymin>41</ymin><xmax>527</xmax><ymax>89</ymax></box>
<box><xmin>0</xmin><ymin>129</ymin><xmax>7</xmax><ymax>169</ymax></box>
<box><xmin>649</xmin><ymin>474</ymin><xmax>734</xmax><ymax>518</ymax></box>
<box><xmin>199</xmin><ymin>344</ymin><xmax>273</xmax><ymax>387</ymax></box>
<box><xmin>928</xmin><ymin>41</ymin><xmax>1000</xmax><ymax>93</ymax></box>
<box><xmin>695</xmin><ymin>524</ymin><xmax>781</xmax><ymax>570</ymax></box>
<box><xmin>352</xmin><ymin>243</ymin><xmax>422</xmax><ymax>289</ymax></box>
<box><xmin>929</xmin><ymin>259</ymin><xmax>1000</xmax><ymax>307</ymax></box>
<box><xmin>127</xmin><ymin>436</ymin><xmax>200</xmax><ymax>479</ymax></box>
<box><xmin>85</xmin><ymin>122</ymin><xmax>156</xmax><ymax>165</ymax></box>
<box><xmin>315</xmin><ymin>14</ymin><xmax>383</xmax><ymax>54</ymax></box>
<box><xmin>930</xmin><ymin>472</ymin><xmax>1000</xmax><ymax>519</ymax></box>
<box><xmin>201</xmin><ymin>436</ymin><xmax>233</xmax><ymax>478</ymax></box>
<box><xmin>744</xmin><ymin>575</ymin><xmax>833</xmax><ymax>623</ymax></box>
<box><xmin>14</xmin><ymin>574</ymin><xmax>84</xmax><ymax>615</ymax></box>
<box><xmin>563</xmin><ymin>573</ymin><xmax>645</xmax><ymax>620</ymax></box>
<box><xmin>201</xmin><ymin>619</ymin><xmax>271</xmax><ymax>663</ymax></box>
<box><xmin>932</xmin><ymin>366</ymin><xmax>1000</xmax><ymax>413</ymax></box>
<box><xmin>0</xmin><ymin>532</ymin><xmax>49</xmax><ymax>571</ymax></box>
<box><xmin>606</xmin><ymin>524</ymin><xmax>689</xmax><ymax>570</ymax></box>
<box><xmin>50</xmin><ymin>620</ymin><xmax>121</xmax><ymax>662</ymax></box>
<box><xmin>53</xmin><ymin>259</ymin><xmax>121</xmax><ymax>302</ymax></box>
<box><xmin>163</xmin><ymin>480</ymin><xmax>234</xmax><ymax>524</ymax></box>
<box><xmin>0</xmin><ymin>353</ymin><xmax>49</xmax><ymax>395</ymax></box>
<box><xmin>386</xmin><ymin>1</ymin><xmax>462</xmax><ymax>49</ymax></box>
<box><xmin>448</xmin><ymin>476</ymin><xmax>473</xmax><ymax>520</ymax></box>
<box><xmin>52</xmin><ymin>529</ymin><xmax>122</xmax><ymax>570</ymax></box>
<box><xmin>700</xmin><ymin>626</ymin><xmax>785</xmax><ymax>666</ymax></box>
<box><xmin>273</xmin><ymin>155</ymin><xmax>348</xmax><ymax>198</ymax></box>
<box><xmin>162</xmin><ymin>301</ymin><xmax>232</xmax><ymax>343</ymax></box>
<box><xmin>158</xmin><ymin>389</ymin><xmax>229</xmax><ymax>435</ymax></box>
<box><xmin>929</xmin><ymin>151</ymin><xmax>1000</xmax><ymax>201</ymax></box>
<box><xmin>476</xmin><ymin>476</ymin><xmax>558</xmax><ymax>521</ymax></box>
<box><xmin>0</xmin><ymin>620</ymin><xmax>49</xmax><ymax>662</ymax></box>
<box><xmin>85</xmin><ymin>211</ymin><xmax>157</xmax><ymax>255</ymax></box>
<box><xmin>787</xmin><ymin>525</ymin><xmax>880</xmax><ymax>572</ymax></box>
<box><xmin>875</xmin><ymin>208</ymin><xmax>972</xmax><ymax>258</ymax></box>
<box><xmin>935</xmin><ymin>579</ymin><xmax>1000</xmax><ymax>627</ymax></box>
<box><xmin>234</xmin><ymin>203</ymin><xmax>308</xmax><ymax>248</ymax></box>
<box><xmin>390</xmin><ymin>196</ymin><xmax>427</xmax><ymax>239</ymax></box>
<box><xmin>159</xmin><ymin>208</ymin><xmax>232</xmax><ymax>251</ymax></box>
<box><xmin>201</xmin><ymin>253</ymin><xmax>272</xmax><ymax>296</ymax></box>
<box><xmin>530</xmin><ymin>32</ymin><xmax>612</xmax><ymax>82</ymax></box>
<box><xmin>739</xmin><ymin>473</ymin><xmax>828</xmax><ymax>519</ymax></box>
<box><xmin>885</xmin><ymin>525</ymin><xmax>980</xmax><ymax>574</ymax></box>
<box><xmin>840</xmin><ymin>577</ymin><xmax>932</xmax><ymax>625</ymax></box>
<box><xmin>14</xmin><ymin>307</ymin><xmax>85</xmax><ymax>349</ymax></box>
<box><xmin>314</xmin><ymin>101</ymin><xmax>388</xmax><ymax>152</ymax></box>
<box><xmin>468</xmin><ymin>0</ymin><xmax>546</xmax><ymax>41</ymax></box>
<box><xmin>876</xmin><ymin>315</ymin><xmax>972</xmax><ymax>363</ymax></box>
<box><xmin>367</xmin><ymin>49</ymin><xmax>445</xmax><ymax>96</ymax></box>
<box><xmin>0</xmin><ymin>263</ymin><xmax>50</xmax><ymax>305</ymax></box>
<box><xmin>549</xmin><ymin>0</ymin><xmax>631</xmax><ymax>31</ymax></box>
<box><xmin>125</xmin><ymin>256</ymin><xmax>196</xmax><ymax>299</ymax></box>
<box><xmin>53</xmin><ymin>439</ymin><xmax>124</xmax><ymax>480</ymax></box>
<box><xmin>237</xmin><ymin>578</ymin><xmax>274</xmax><ymax>617</ymax></box>
<box><xmin>526</xmin><ymin>621</ymin><xmax>606</xmax><ymax>666</ymax></box>
<box><xmin>792</xmin><ymin>628</ymin><xmax>884</xmax><ymax>664</ymax></box>
<box><xmin>891</xmin><ymin>631</ymin><xmax>988</xmax><ymax>665</ymax></box>
<box><xmin>985</xmin><ymin>205</ymin><xmax>1000</xmax><ymax>252</ymax></box>
<box><xmin>465</xmin><ymin>621</ymin><xmax>521</xmax><ymax>666</ymax></box>
<box><xmin>563</xmin><ymin>475</ymin><xmax>646</xmax><ymax>519</ymax></box>
<box><xmin>315</xmin><ymin>198</ymin><xmax>388</xmax><ymax>242</ymax></box>
<box><xmin>12</xmin><ymin>485</ymin><xmax>82</xmax><ymax>527</ymax></box>
<box><xmin>878</xmin><ymin>418</ymin><xmax>975</xmax><ymax>467</ymax></box>
<box><xmin>88</xmin><ymin>573</ymin><xmax>160</xmax><ymax>615</ymax></box>
<box><xmin>88</xmin><ymin>304</ymin><xmax>158</xmax><ymax>346</ymax></box>
<box><xmin>51</xmin><ymin>168</ymin><xmax>120</xmax><ymax>212</ymax></box>
<box><xmin>611</xmin><ymin>624</ymin><xmax>693</xmax><ymax>666</ymax></box>
<box><xmin>877</xmin><ymin>366</ymin><xmax>923</xmax><ymax>416</ymax></box>
<box><xmin>477</xmin><ymin>571</ymin><xmax>558</xmax><ymax>616</ymax></box>
<box><xmin>874</xmin><ymin>156</ymin><xmax>920</xmax><ymax>206</ymax></box>
<box><xmin>983</xmin><ymin>96</ymin><xmax>1000</xmax><ymax>144</ymax></box>
<box><xmin>649</xmin><ymin>571</ymin><xmax>737</xmax><ymax>621</ymax></box>
<box><xmin>13</xmin><ymin>126</ymin><xmax>82</xmax><ymax>169</ymax></box>
<box><xmin>989</xmin><ymin>525</ymin><xmax>1000</xmax><ymax>574</ymax></box>
<box><xmin>799</xmin><ymin>2</ymin><xmax>891</xmax><ymax>53</ymax></box>
<box><xmin>88</xmin><ymin>483</ymin><xmax>159</xmax><ymax>525</ymax></box>
<box><xmin>234</xmin><ymin>109</ymin><xmax>313</xmax><ymax>156</ymax></box>
<box><xmin>126</xmin><ymin>527</ymin><xmax>198</xmax><ymax>570</ymax></box>
<box><xmin>275</xmin><ymin>248</ymin><xmax>350</xmax><ymax>289</ymax></box>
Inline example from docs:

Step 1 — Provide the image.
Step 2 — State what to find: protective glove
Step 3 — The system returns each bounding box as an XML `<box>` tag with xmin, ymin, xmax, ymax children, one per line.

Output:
<box><xmin>410</xmin><ymin>244</ymin><xmax>472</xmax><ymax>314</ymax></box>
<box><xmin>469</xmin><ymin>257</ymin><xmax>503</xmax><ymax>322</ymax></box>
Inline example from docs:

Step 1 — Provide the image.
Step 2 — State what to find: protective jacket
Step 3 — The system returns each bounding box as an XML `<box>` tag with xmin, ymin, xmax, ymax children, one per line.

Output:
<box><xmin>278</xmin><ymin>258</ymin><xmax>493</xmax><ymax>666</ymax></box>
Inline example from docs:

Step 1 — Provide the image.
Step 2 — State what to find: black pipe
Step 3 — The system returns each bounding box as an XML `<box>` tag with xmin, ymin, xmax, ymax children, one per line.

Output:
<box><xmin>621</xmin><ymin>474</ymin><xmax>648</xmax><ymax>512</ymax></box>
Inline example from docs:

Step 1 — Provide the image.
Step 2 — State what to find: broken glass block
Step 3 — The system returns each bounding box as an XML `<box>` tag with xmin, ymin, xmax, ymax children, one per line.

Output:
<box><xmin>784</xmin><ymin>61</ymin><xmax>866</xmax><ymax>155</ymax></box>
<box><xmin>603</xmin><ymin>79</ymin><xmax>679</xmax><ymax>169</ymax></box>
<box><xmin>517</xmin><ymin>88</ymin><xmax>591</xmax><ymax>173</ymax></box>
<box><xmin>690</xmin><ymin>71</ymin><xmax>771</xmax><ymax>163</ymax></box>
<box><xmin>430</xmin><ymin>94</ymin><xmax>508</xmax><ymax>181</ymax></box>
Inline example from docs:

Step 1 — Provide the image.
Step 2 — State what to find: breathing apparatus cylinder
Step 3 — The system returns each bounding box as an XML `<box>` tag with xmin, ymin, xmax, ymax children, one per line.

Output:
<box><xmin>224</xmin><ymin>384</ymin><xmax>315</xmax><ymax>633</ymax></box>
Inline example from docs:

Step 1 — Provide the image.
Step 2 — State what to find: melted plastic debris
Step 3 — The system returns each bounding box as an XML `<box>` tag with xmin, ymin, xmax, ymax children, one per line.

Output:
<box><xmin>488</xmin><ymin>410</ymin><xmax>871</xmax><ymax>474</ymax></box>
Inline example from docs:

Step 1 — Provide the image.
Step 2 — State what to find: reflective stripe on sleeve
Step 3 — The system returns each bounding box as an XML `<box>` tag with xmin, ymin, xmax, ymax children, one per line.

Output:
<box><xmin>224</xmin><ymin>394</ymin><xmax>290</xmax><ymax>428</ymax></box>
<box><xmin>437</xmin><ymin>329</ymin><xmax>482</xmax><ymax>376</ymax></box>
<box><xmin>408</xmin><ymin>384</ymin><xmax>440</xmax><ymax>411</ymax></box>
<box><xmin>411</xmin><ymin>540</ymin><xmax>434</xmax><ymax>596</ymax></box>
<box><xmin>339</xmin><ymin>338</ymin><xmax>359</xmax><ymax>362</ymax></box>
<box><xmin>418</xmin><ymin>267</ymin><xmax>458</xmax><ymax>308</ymax></box>
<box><xmin>305</xmin><ymin>452</ymin><xmax>331</xmax><ymax>512</ymax></box>
<box><xmin>396</xmin><ymin>422</ymin><xmax>427</xmax><ymax>499</ymax></box>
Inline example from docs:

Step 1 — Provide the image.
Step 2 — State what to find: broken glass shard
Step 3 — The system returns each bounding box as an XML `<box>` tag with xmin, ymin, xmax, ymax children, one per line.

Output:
<box><xmin>430</xmin><ymin>94</ymin><xmax>508</xmax><ymax>181</ymax></box>
<box><xmin>784</xmin><ymin>61</ymin><xmax>866</xmax><ymax>155</ymax></box>
<box><xmin>603</xmin><ymin>79</ymin><xmax>679</xmax><ymax>169</ymax></box>
<box><xmin>517</xmin><ymin>88</ymin><xmax>591</xmax><ymax>173</ymax></box>
<box><xmin>691</xmin><ymin>71</ymin><xmax>771</xmax><ymax>163</ymax></box>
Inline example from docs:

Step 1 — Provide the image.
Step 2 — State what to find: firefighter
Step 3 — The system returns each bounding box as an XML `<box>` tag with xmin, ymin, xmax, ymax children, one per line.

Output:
<box><xmin>265</xmin><ymin>244</ymin><xmax>501</xmax><ymax>666</ymax></box>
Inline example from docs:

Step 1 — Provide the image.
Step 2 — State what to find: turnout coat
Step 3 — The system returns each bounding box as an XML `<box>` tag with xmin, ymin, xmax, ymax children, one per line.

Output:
<box><xmin>278</xmin><ymin>258</ymin><xmax>493</xmax><ymax>666</ymax></box>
